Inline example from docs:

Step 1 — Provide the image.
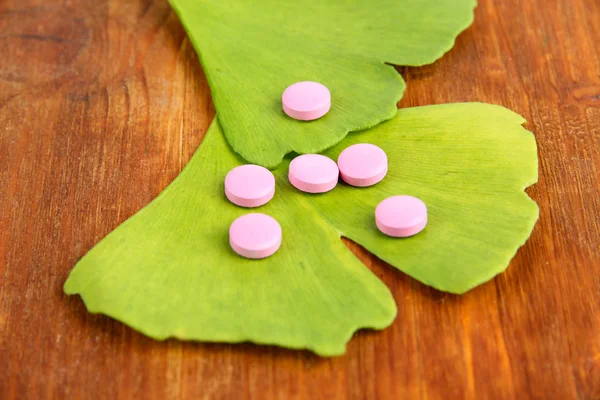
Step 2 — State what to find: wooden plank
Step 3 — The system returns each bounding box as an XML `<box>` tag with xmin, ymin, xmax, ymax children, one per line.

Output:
<box><xmin>1</xmin><ymin>0</ymin><xmax>599</xmax><ymax>398</ymax></box>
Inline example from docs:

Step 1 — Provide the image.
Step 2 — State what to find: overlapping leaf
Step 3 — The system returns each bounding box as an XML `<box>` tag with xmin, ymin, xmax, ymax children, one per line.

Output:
<box><xmin>318</xmin><ymin>103</ymin><xmax>538</xmax><ymax>293</ymax></box>
<box><xmin>170</xmin><ymin>0</ymin><xmax>476</xmax><ymax>167</ymax></box>
<box><xmin>65</xmin><ymin>103</ymin><xmax>538</xmax><ymax>354</ymax></box>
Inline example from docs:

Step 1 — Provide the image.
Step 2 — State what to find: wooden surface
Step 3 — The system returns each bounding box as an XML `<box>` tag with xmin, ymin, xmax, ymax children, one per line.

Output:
<box><xmin>1</xmin><ymin>0</ymin><xmax>599</xmax><ymax>398</ymax></box>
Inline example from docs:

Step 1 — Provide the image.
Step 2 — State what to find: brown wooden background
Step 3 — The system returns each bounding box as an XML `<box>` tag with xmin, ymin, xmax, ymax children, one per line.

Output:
<box><xmin>1</xmin><ymin>0</ymin><xmax>599</xmax><ymax>398</ymax></box>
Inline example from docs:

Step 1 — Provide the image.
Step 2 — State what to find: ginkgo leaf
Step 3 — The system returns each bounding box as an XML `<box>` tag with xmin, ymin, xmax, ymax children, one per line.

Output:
<box><xmin>169</xmin><ymin>0</ymin><xmax>477</xmax><ymax>167</ymax></box>
<box><xmin>64</xmin><ymin>103</ymin><xmax>538</xmax><ymax>355</ymax></box>
<box><xmin>63</xmin><ymin>121</ymin><xmax>397</xmax><ymax>357</ymax></box>
<box><xmin>317</xmin><ymin>103</ymin><xmax>539</xmax><ymax>294</ymax></box>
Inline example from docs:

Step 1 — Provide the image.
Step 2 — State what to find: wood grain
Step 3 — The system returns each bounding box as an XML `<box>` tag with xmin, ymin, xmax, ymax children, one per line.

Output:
<box><xmin>1</xmin><ymin>0</ymin><xmax>599</xmax><ymax>398</ymax></box>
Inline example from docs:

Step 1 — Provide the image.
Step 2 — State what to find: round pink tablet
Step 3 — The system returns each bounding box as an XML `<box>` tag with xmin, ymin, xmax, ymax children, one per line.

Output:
<box><xmin>225</xmin><ymin>165</ymin><xmax>275</xmax><ymax>208</ymax></box>
<box><xmin>288</xmin><ymin>154</ymin><xmax>339</xmax><ymax>193</ymax></box>
<box><xmin>229</xmin><ymin>213</ymin><xmax>282</xmax><ymax>259</ymax></box>
<box><xmin>337</xmin><ymin>143</ymin><xmax>388</xmax><ymax>187</ymax></box>
<box><xmin>375</xmin><ymin>196</ymin><xmax>428</xmax><ymax>237</ymax></box>
<box><xmin>282</xmin><ymin>81</ymin><xmax>331</xmax><ymax>121</ymax></box>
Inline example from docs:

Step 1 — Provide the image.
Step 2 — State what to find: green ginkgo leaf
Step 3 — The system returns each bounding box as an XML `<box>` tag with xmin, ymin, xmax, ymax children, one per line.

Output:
<box><xmin>318</xmin><ymin>103</ymin><xmax>539</xmax><ymax>293</ymax></box>
<box><xmin>170</xmin><ymin>0</ymin><xmax>476</xmax><ymax>167</ymax></box>
<box><xmin>64</xmin><ymin>103</ymin><xmax>538</xmax><ymax>355</ymax></box>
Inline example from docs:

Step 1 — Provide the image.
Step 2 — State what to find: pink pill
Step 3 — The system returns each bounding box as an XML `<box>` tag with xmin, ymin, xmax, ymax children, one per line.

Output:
<box><xmin>225</xmin><ymin>165</ymin><xmax>275</xmax><ymax>208</ymax></box>
<box><xmin>337</xmin><ymin>143</ymin><xmax>387</xmax><ymax>187</ymax></box>
<box><xmin>288</xmin><ymin>154</ymin><xmax>339</xmax><ymax>193</ymax></box>
<box><xmin>229</xmin><ymin>213</ymin><xmax>282</xmax><ymax>259</ymax></box>
<box><xmin>375</xmin><ymin>196</ymin><xmax>428</xmax><ymax>237</ymax></box>
<box><xmin>282</xmin><ymin>81</ymin><xmax>331</xmax><ymax>121</ymax></box>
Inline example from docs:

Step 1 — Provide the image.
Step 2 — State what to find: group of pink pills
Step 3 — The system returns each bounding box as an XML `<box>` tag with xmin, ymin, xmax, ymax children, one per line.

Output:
<box><xmin>226</xmin><ymin>81</ymin><xmax>427</xmax><ymax>259</ymax></box>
